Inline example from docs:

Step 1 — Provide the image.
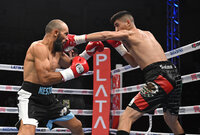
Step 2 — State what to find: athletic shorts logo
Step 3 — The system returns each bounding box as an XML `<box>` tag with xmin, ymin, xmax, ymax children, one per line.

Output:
<box><xmin>38</xmin><ymin>86</ymin><xmax>52</xmax><ymax>95</ymax></box>
<box><xmin>60</xmin><ymin>107</ymin><xmax>68</xmax><ymax>116</ymax></box>
<box><xmin>140</xmin><ymin>82</ymin><xmax>159</xmax><ymax>97</ymax></box>
<box><xmin>159</xmin><ymin>65</ymin><xmax>173</xmax><ymax>69</ymax></box>
<box><xmin>76</xmin><ymin>64</ymin><xmax>84</xmax><ymax>74</ymax></box>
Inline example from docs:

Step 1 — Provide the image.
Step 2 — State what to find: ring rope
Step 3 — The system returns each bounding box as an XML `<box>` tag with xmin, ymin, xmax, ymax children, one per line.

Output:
<box><xmin>111</xmin><ymin>40</ymin><xmax>200</xmax><ymax>75</ymax></box>
<box><xmin>111</xmin><ymin>105</ymin><xmax>200</xmax><ymax>116</ymax></box>
<box><xmin>0</xmin><ymin>85</ymin><xmax>93</xmax><ymax>95</ymax></box>
<box><xmin>1</xmin><ymin>105</ymin><xmax>199</xmax><ymax>116</ymax></box>
<box><xmin>0</xmin><ymin>72</ymin><xmax>199</xmax><ymax>95</ymax></box>
<box><xmin>0</xmin><ymin>127</ymin><xmax>91</xmax><ymax>134</ymax></box>
<box><xmin>0</xmin><ymin>127</ymin><xmax>183</xmax><ymax>135</ymax></box>
<box><xmin>0</xmin><ymin>104</ymin><xmax>198</xmax><ymax>135</ymax></box>
<box><xmin>0</xmin><ymin>40</ymin><xmax>199</xmax><ymax>134</ymax></box>
<box><xmin>0</xmin><ymin>127</ymin><xmax>196</xmax><ymax>135</ymax></box>
<box><xmin>0</xmin><ymin>107</ymin><xmax>93</xmax><ymax>115</ymax></box>
<box><xmin>146</xmin><ymin>114</ymin><xmax>153</xmax><ymax>134</ymax></box>
<box><xmin>0</xmin><ymin>40</ymin><xmax>199</xmax><ymax>76</ymax></box>
<box><xmin>111</xmin><ymin>72</ymin><xmax>200</xmax><ymax>94</ymax></box>
<box><xmin>0</xmin><ymin>64</ymin><xmax>93</xmax><ymax>75</ymax></box>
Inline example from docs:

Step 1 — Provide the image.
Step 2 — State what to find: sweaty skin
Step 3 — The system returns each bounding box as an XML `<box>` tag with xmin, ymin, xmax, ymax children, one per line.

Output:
<box><xmin>85</xmin><ymin>13</ymin><xmax>184</xmax><ymax>134</ymax></box>
<box><xmin>120</xmin><ymin>29</ymin><xmax>167</xmax><ymax>69</ymax></box>
<box><xmin>19</xmin><ymin>20</ymin><xmax>85</xmax><ymax>135</ymax></box>
<box><xmin>24</xmin><ymin>34</ymin><xmax>71</xmax><ymax>85</ymax></box>
<box><xmin>86</xmin><ymin>29</ymin><xmax>167</xmax><ymax>70</ymax></box>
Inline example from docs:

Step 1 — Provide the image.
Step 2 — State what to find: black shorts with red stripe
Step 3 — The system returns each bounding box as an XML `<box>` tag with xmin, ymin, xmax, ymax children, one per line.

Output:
<box><xmin>128</xmin><ymin>61</ymin><xmax>182</xmax><ymax>115</ymax></box>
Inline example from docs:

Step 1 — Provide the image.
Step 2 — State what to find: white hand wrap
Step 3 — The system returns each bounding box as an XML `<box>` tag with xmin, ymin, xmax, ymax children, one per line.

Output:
<box><xmin>79</xmin><ymin>50</ymin><xmax>91</xmax><ymax>60</ymax></box>
<box><xmin>59</xmin><ymin>68</ymin><xmax>74</xmax><ymax>82</ymax></box>
<box><xmin>115</xmin><ymin>44</ymin><xmax>127</xmax><ymax>56</ymax></box>
<box><xmin>74</xmin><ymin>35</ymin><xmax>87</xmax><ymax>45</ymax></box>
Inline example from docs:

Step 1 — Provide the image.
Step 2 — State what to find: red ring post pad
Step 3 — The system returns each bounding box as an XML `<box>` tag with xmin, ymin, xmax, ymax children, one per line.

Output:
<box><xmin>92</xmin><ymin>48</ymin><xmax>111</xmax><ymax>135</ymax></box>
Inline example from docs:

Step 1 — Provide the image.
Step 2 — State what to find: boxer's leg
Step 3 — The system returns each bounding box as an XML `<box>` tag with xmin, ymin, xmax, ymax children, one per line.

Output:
<box><xmin>117</xmin><ymin>106</ymin><xmax>143</xmax><ymax>135</ymax></box>
<box><xmin>164</xmin><ymin>111</ymin><xmax>185</xmax><ymax>135</ymax></box>
<box><xmin>54</xmin><ymin>117</ymin><xmax>84</xmax><ymax>135</ymax></box>
<box><xmin>17</xmin><ymin>120</ymin><xmax>36</xmax><ymax>135</ymax></box>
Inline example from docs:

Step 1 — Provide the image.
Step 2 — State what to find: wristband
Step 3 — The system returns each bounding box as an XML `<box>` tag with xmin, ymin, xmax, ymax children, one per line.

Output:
<box><xmin>115</xmin><ymin>44</ymin><xmax>127</xmax><ymax>56</ymax></box>
<box><xmin>79</xmin><ymin>50</ymin><xmax>91</xmax><ymax>60</ymax></box>
<box><xmin>75</xmin><ymin>35</ymin><xmax>87</xmax><ymax>45</ymax></box>
<box><xmin>59</xmin><ymin>68</ymin><xmax>74</xmax><ymax>82</ymax></box>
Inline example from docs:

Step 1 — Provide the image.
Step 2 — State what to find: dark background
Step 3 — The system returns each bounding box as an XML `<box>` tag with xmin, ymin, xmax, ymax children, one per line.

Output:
<box><xmin>0</xmin><ymin>0</ymin><xmax>200</xmax><ymax>134</ymax></box>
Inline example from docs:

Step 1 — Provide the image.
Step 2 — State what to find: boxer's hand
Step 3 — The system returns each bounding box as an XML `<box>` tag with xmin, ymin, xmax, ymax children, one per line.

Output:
<box><xmin>79</xmin><ymin>41</ymin><xmax>104</xmax><ymax>60</ymax></box>
<box><xmin>59</xmin><ymin>56</ymin><xmax>89</xmax><ymax>81</ymax></box>
<box><xmin>107</xmin><ymin>40</ymin><xmax>127</xmax><ymax>56</ymax></box>
<box><xmin>70</xmin><ymin>56</ymin><xmax>89</xmax><ymax>78</ymax></box>
<box><xmin>63</xmin><ymin>34</ymin><xmax>87</xmax><ymax>52</ymax></box>
<box><xmin>86</xmin><ymin>41</ymin><xmax>104</xmax><ymax>56</ymax></box>
<box><xmin>107</xmin><ymin>40</ymin><xmax>122</xmax><ymax>48</ymax></box>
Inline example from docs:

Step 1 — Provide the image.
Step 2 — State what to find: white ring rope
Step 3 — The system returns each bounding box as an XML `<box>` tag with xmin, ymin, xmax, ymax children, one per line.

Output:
<box><xmin>111</xmin><ymin>40</ymin><xmax>200</xmax><ymax>75</ymax></box>
<box><xmin>0</xmin><ymin>107</ymin><xmax>93</xmax><ymax>115</ymax></box>
<box><xmin>0</xmin><ymin>105</ymin><xmax>198</xmax><ymax>134</ymax></box>
<box><xmin>1</xmin><ymin>105</ymin><xmax>199</xmax><ymax>116</ymax></box>
<box><xmin>0</xmin><ymin>127</ymin><xmax>92</xmax><ymax>134</ymax></box>
<box><xmin>1</xmin><ymin>127</ymin><xmax>195</xmax><ymax>135</ymax></box>
<box><xmin>110</xmin><ymin>105</ymin><xmax>200</xmax><ymax>116</ymax></box>
<box><xmin>0</xmin><ymin>72</ymin><xmax>199</xmax><ymax>95</ymax></box>
<box><xmin>0</xmin><ymin>40</ymin><xmax>199</xmax><ymax>135</ymax></box>
<box><xmin>111</xmin><ymin>72</ymin><xmax>200</xmax><ymax>94</ymax></box>
<box><xmin>0</xmin><ymin>64</ymin><xmax>93</xmax><ymax>75</ymax></box>
<box><xmin>0</xmin><ymin>85</ymin><xmax>93</xmax><ymax>95</ymax></box>
<box><xmin>0</xmin><ymin>40</ymin><xmax>199</xmax><ymax>76</ymax></box>
<box><xmin>146</xmin><ymin>114</ymin><xmax>153</xmax><ymax>134</ymax></box>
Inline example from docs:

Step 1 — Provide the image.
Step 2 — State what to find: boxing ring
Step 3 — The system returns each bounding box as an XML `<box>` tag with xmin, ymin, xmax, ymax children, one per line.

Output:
<box><xmin>0</xmin><ymin>40</ymin><xmax>200</xmax><ymax>135</ymax></box>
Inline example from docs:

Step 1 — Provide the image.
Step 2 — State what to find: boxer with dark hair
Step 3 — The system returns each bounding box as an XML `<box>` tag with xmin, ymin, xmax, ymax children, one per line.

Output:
<box><xmin>65</xmin><ymin>11</ymin><xmax>185</xmax><ymax>135</ymax></box>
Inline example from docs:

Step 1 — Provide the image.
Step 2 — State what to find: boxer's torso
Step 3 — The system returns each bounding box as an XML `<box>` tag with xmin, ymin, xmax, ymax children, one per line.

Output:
<box><xmin>122</xmin><ymin>29</ymin><xmax>167</xmax><ymax>70</ymax></box>
<box><xmin>23</xmin><ymin>41</ymin><xmax>61</xmax><ymax>85</ymax></box>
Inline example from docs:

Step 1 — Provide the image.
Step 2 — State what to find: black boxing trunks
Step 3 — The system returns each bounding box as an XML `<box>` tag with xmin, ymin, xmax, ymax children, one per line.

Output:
<box><xmin>15</xmin><ymin>81</ymin><xmax>74</xmax><ymax>130</ymax></box>
<box><xmin>128</xmin><ymin>61</ymin><xmax>182</xmax><ymax>115</ymax></box>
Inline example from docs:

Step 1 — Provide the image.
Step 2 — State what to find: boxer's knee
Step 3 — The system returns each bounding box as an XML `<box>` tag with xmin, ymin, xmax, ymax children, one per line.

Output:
<box><xmin>120</xmin><ymin>106</ymin><xmax>142</xmax><ymax>123</ymax></box>
<box><xmin>70</xmin><ymin>119</ymin><xmax>84</xmax><ymax>135</ymax></box>
<box><xmin>17</xmin><ymin>124</ymin><xmax>36</xmax><ymax>135</ymax></box>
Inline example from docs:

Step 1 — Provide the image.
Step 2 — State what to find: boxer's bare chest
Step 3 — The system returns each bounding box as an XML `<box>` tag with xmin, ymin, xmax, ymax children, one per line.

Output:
<box><xmin>48</xmin><ymin>53</ymin><xmax>60</xmax><ymax>71</ymax></box>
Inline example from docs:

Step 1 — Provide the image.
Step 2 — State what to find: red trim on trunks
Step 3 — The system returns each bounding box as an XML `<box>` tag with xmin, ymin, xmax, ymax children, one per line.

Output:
<box><xmin>154</xmin><ymin>75</ymin><xmax>173</xmax><ymax>94</ymax></box>
<box><xmin>134</xmin><ymin>93</ymin><xmax>149</xmax><ymax>110</ymax></box>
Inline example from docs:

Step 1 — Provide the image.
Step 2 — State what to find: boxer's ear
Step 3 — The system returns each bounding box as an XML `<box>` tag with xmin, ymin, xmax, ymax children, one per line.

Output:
<box><xmin>53</xmin><ymin>29</ymin><xmax>59</xmax><ymax>37</ymax></box>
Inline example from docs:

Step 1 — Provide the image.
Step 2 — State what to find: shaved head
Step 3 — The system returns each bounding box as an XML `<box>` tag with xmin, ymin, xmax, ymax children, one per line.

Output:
<box><xmin>45</xmin><ymin>19</ymin><xmax>68</xmax><ymax>34</ymax></box>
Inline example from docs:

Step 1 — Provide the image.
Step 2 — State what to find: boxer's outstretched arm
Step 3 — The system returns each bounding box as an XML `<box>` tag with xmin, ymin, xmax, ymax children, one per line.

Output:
<box><xmin>33</xmin><ymin>44</ymin><xmax>63</xmax><ymax>85</ymax></box>
<box><xmin>86</xmin><ymin>30</ymin><xmax>129</xmax><ymax>41</ymax></box>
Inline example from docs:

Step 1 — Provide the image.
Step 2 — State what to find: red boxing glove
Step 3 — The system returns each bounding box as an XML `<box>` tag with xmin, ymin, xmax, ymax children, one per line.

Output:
<box><xmin>59</xmin><ymin>56</ymin><xmax>89</xmax><ymax>81</ymax></box>
<box><xmin>70</xmin><ymin>56</ymin><xmax>89</xmax><ymax>78</ymax></box>
<box><xmin>107</xmin><ymin>40</ymin><xmax>122</xmax><ymax>48</ymax></box>
<box><xmin>63</xmin><ymin>34</ymin><xmax>87</xmax><ymax>52</ymax></box>
<box><xmin>107</xmin><ymin>40</ymin><xmax>127</xmax><ymax>56</ymax></box>
<box><xmin>79</xmin><ymin>41</ymin><xmax>104</xmax><ymax>60</ymax></box>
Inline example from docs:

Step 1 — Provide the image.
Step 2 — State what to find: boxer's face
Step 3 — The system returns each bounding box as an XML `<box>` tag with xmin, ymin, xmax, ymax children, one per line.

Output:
<box><xmin>114</xmin><ymin>19</ymin><xmax>128</xmax><ymax>31</ymax></box>
<box><xmin>53</xmin><ymin>25</ymin><xmax>69</xmax><ymax>52</ymax></box>
<box><xmin>53</xmin><ymin>32</ymin><xmax>64</xmax><ymax>52</ymax></box>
